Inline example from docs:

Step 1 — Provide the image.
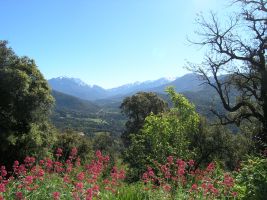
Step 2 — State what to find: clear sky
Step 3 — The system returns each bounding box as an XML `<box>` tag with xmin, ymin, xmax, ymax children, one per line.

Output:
<box><xmin>1</xmin><ymin>0</ymin><xmax>229</xmax><ymax>88</ymax></box>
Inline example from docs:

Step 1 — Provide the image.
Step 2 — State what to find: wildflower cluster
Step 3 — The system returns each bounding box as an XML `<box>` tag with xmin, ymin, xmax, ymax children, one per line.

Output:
<box><xmin>0</xmin><ymin>150</ymin><xmax>263</xmax><ymax>199</ymax></box>
<box><xmin>142</xmin><ymin>156</ymin><xmax>238</xmax><ymax>199</ymax></box>
<box><xmin>0</xmin><ymin>148</ymin><xmax>125</xmax><ymax>200</ymax></box>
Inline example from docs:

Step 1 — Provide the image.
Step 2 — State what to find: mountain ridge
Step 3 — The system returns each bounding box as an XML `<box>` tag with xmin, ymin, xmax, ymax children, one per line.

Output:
<box><xmin>48</xmin><ymin>73</ymin><xmax>203</xmax><ymax>101</ymax></box>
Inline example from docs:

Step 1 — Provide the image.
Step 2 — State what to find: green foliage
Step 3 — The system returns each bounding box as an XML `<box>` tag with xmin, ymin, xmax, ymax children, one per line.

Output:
<box><xmin>234</xmin><ymin>155</ymin><xmax>267</xmax><ymax>200</ymax></box>
<box><xmin>0</xmin><ymin>41</ymin><xmax>56</xmax><ymax>166</ymax></box>
<box><xmin>120</xmin><ymin>92</ymin><xmax>168</xmax><ymax>147</ymax></box>
<box><xmin>124</xmin><ymin>87</ymin><xmax>200</xmax><ymax>181</ymax></box>
<box><xmin>165</xmin><ymin>87</ymin><xmax>200</xmax><ymax>133</ymax></box>
<box><xmin>101</xmin><ymin>184</ymin><xmax>150</xmax><ymax>200</ymax></box>
<box><xmin>93</xmin><ymin>132</ymin><xmax>123</xmax><ymax>157</ymax></box>
<box><xmin>54</xmin><ymin>131</ymin><xmax>94</xmax><ymax>163</ymax></box>
<box><xmin>190</xmin><ymin>118</ymin><xmax>254</xmax><ymax>170</ymax></box>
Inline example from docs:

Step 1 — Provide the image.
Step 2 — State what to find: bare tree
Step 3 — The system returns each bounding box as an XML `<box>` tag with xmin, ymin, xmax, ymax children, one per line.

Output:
<box><xmin>189</xmin><ymin>0</ymin><xmax>267</xmax><ymax>148</ymax></box>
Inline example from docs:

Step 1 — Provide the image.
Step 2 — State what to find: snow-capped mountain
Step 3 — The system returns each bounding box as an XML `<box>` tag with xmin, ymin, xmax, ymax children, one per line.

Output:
<box><xmin>48</xmin><ymin>74</ymin><xmax>202</xmax><ymax>101</ymax></box>
<box><xmin>107</xmin><ymin>77</ymin><xmax>175</xmax><ymax>96</ymax></box>
<box><xmin>48</xmin><ymin>77</ymin><xmax>107</xmax><ymax>100</ymax></box>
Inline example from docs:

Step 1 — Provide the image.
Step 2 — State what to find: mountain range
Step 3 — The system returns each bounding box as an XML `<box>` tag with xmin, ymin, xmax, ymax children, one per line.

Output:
<box><xmin>48</xmin><ymin>73</ymin><xmax>205</xmax><ymax>101</ymax></box>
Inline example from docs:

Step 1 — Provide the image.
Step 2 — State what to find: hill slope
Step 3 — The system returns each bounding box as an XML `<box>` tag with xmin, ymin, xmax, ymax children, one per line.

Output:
<box><xmin>52</xmin><ymin>90</ymin><xmax>100</xmax><ymax>114</ymax></box>
<box><xmin>51</xmin><ymin>90</ymin><xmax>125</xmax><ymax>136</ymax></box>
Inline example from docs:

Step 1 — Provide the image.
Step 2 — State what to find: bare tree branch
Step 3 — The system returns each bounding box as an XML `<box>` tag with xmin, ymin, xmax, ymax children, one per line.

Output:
<box><xmin>189</xmin><ymin>0</ymin><xmax>267</xmax><ymax>148</ymax></box>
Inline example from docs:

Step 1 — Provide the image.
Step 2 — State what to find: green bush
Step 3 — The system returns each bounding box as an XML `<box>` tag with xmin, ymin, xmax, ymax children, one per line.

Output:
<box><xmin>234</xmin><ymin>155</ymin><xmax>267</xmax><ymax>200</ymax></box>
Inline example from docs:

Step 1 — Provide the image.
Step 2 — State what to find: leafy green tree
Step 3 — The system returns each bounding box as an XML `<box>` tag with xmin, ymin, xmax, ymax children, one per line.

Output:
<box><xmin>0</xmin><ymin>41</ymin><xmax>56</xmax><ymax>166</ymax></box>
<box><xmin>120</xmin><ymin>92</ymin><xmax>168</xmax><ymax>147</ymax></box>
<box><xmin>189</xmin><ymin>0</ymin><xmax>267</xmax><ymax>149</ymax></box>
<box><xmin>124</xmin><ymin>87</ymin><xmax>200</xmax><ymax>181</ymax></box>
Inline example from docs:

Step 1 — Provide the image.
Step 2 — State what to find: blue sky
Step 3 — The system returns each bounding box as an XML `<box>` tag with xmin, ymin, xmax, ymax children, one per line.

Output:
<box><xmin>1</xmin><ymin>0</ymin><xmax>229</xmax><ymax>88</ymax></box>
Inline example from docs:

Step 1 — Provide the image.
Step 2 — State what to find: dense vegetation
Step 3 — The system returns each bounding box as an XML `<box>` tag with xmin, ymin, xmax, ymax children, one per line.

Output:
<box><xmin>0</xmin><ymin>41</ymin><xmax>56</xmax><ymax>167</ymax></box>
<box><xmin>0</xmin><ymin>0</ymin><xmax>266</xmax><ymax>199</ymax></box>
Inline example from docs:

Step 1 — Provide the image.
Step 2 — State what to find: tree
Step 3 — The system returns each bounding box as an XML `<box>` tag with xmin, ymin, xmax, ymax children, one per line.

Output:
<box><xmin>189</xmin><ymin>0</ymin><xmax>267</xmax><ymax>148</ymax></box>
<box><xmin>190</xmin><ymin>117</ymin><xmax>254</xmax><ymax>170</ymax></box>
<box><xmin>124</xmin><ymin>87</ymin><xmax>200</xmax><ymax>181</ymax></box>
<box><xmin>0</xmin><ymin>41</ymin><xmax>56</xmax><ymax>166</ymax></box>
<box><xmin>120</xmin><ymin>92</ymin><xmax>168</xmax><ymax>147</ymax></box>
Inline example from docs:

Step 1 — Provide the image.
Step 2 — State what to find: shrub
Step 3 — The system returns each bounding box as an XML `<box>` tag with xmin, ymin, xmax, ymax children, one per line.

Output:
<box><xmin>234</xmin><ymin>154</ymin><xmax>267</xmax><ymax>200</ymax></box>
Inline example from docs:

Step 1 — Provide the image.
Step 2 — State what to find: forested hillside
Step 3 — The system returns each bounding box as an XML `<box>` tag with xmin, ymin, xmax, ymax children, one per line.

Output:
<box><xmin>52</xmin><ymin>90</ymin><xmax>100</xmax><ymax>113</ymax></box>
<box><xmin>51</xmin><ymin>90</ymin><xmax>125</xmax><ymax>136</ymax></box>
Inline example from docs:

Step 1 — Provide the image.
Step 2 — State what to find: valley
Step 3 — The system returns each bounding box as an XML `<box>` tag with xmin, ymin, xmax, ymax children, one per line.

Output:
<box><xmin>50</xmin><ymin>73</ymin><xmax>224</xmax><ymax>136</ymax></box>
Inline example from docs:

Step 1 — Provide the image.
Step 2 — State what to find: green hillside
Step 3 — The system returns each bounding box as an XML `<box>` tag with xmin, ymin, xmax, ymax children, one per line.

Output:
<box><xmin>52</xmin><ymin>90</ymin><xmax>100</xmax><ymax>113</ymax></box>
<box><xmin>51</xmin><ymin>90</ymin><xmax>125</xmax><ymax>136</ymax></box>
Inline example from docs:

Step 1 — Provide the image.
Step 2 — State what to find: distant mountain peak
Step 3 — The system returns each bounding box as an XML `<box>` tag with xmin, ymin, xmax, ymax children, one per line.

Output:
<box><xmin>72</xmin><ymin>78</ymin><xmax>89</xmax><ymax>87</ymax></box>
<box><xmin>58</xmin><ymin>76</ymin><xmax>67</xmax><ymax>79</ymax></box>
<box><xmin>48</xmin><ymin>77</ymin><xmax>107</xmax><ymax>100</ymax></box>
<box><xmin>52</xmin><ymin>77</ymin><xmax>90</xmax><ymax>87</ymax></box>
<box><xmin>163</xmin><ymin>76</ymin><xmax>176</xmax><ymax>81</ymax></box>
